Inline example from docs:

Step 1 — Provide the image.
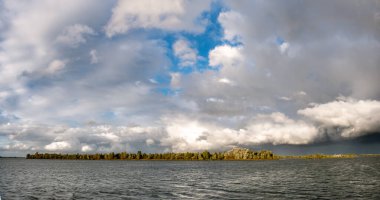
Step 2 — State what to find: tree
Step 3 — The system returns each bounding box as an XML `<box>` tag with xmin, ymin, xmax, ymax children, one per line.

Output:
<box><xmin>202</xmin><ymin>151</ymin><xmax>211</xmax><ymax>160</ymax></box>
<box><xmin>120</xmin><ymin>152</ymin><xmax>127</xmax><ymax>160</ymax></box>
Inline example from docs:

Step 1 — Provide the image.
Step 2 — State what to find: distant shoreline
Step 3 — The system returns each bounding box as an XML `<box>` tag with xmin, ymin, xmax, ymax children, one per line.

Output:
<box><xmin>23</xmin><ymin>147</ymin><xmax>380</xmax><ymax>161</ymax></box>
<box><xmin>1</xmin><ymin>154</ymin><xmax>379</xmax><ymax>160</ymax></box>
<box><xmin>0</xmin><ymin>157</ymin><xmax>24</xmax><ymax>158</ymax></box>
<box><xmin>26</xmin><ymin>148</ymin><xmax>275</xmax><ymax>161</ymax></box>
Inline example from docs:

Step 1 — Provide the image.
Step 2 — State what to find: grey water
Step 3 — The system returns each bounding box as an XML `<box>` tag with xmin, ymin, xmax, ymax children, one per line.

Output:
<box><xmin>0</xmin><ymin>158</ymin><xmax>379</xmax><ymax>199</ymax></box>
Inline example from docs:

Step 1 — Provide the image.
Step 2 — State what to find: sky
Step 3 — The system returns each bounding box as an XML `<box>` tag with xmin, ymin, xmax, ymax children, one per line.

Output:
<box><xmin>0</xmin><ymin>0</ymin><xmax>380</xmax><ymax>156</ymax></box>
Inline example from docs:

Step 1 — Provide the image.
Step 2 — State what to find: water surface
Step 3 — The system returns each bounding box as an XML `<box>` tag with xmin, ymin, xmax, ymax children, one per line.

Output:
<box><xmin>1</xmin><ymin>158</ymin><xmax>379</xmax><ymax>199</ymax></box>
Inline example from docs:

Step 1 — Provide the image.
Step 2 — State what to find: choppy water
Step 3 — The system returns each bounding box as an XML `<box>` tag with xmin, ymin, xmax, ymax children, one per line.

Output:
<box><xmin>0</xmin><ymin>157</ymin><xmax>379</xmax><ymax>199</ymax></box>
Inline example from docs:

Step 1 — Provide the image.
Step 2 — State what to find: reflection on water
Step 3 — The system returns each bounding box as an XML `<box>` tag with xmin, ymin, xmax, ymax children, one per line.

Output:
<box><xmin>0</xmin><ymin>158</ymin><xmax>379</xmax><ymax>199</ymax></box>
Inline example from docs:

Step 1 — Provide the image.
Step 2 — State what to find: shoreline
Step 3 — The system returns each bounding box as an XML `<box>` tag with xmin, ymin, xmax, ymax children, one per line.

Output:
<box><xmin>2</xmin><ymin>154</ymin><xmax>380</xmax><ymax>160</ymax></box>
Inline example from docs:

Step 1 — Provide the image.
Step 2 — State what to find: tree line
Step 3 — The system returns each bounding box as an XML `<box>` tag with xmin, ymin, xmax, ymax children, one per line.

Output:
<box><xmin>26</xmin><ymin>148</ymin><xmax>276</xmax><ymax>160</ymax></box>
<box><xmin>281</xmin><ymin>153</ymin><xmax>358</xmax><ymax>159</ymax></box>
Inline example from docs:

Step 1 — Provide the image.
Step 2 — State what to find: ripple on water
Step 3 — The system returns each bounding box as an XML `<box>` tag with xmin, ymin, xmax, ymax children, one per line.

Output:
<box><xmin>0</xmin><ymin>158</ymin><xmax>380</xmax><ymax>199</ymax></box>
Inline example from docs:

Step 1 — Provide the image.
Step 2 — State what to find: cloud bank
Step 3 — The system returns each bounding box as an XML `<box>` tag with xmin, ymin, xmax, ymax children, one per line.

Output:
<box><xmin>2</xmin><ymin>98</ymin><xmax>379</xmax><ymax>154</ymax></box>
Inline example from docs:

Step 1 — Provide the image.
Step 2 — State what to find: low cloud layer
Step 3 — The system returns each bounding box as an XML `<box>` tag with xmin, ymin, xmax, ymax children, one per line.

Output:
<box><xmin>1</xmin><ymin>98</ymin><xmax>379</xmax><ymax>155</ymax></box>
<box><xmin>299</xmin><ymin>98</ymin><xmax>380</xmax><ymax>138</ymax></box>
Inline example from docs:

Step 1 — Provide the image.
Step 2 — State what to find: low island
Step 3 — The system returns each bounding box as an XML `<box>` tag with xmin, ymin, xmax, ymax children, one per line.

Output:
<box><xmin>26</xmin><ymin>147</ymin><xmax>275</xmax><ymax>160</ymax></box>
<box><xmin>25</xmin><ymin>147</ymin><xmax>378</xmax><ymax>161</ymax></box>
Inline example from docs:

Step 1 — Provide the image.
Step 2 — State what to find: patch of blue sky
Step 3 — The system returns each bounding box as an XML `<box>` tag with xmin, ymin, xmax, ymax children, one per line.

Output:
<box><xmin>160</xmin><ymin>0</ymin><xmax>226</xmax><ymax>75</ymax></box>
<box><xmin>101</xmin><ymin>111</ymin><xmax>116</xmax><ymax>122</ymax></box>
<box><xmin>194</xmin><ymin>1</ymin><xmax>226</xmax><ymax>59</ymax></box>
<box><xmin>0</xmin><ymin>136</ymin><xmax>9</xmax><ymax>149</ymax></box>
<box><xmin>154</xmin><ymin>87</ymin><xmax>182</xmax><ymax>96</ymax></box>
<box><xmin>0</xmin><ymin>110</ymin><xmax>18</xmax><ymax>123</ymax></box>
<box><xmin>150</xmin><ymin>2</ymin><xmax>226</xmax><ymax>96</ymax></box>
<box><xmin>151</xmin><ymin>73</ymin><xmax>171</xmax><ymax>85</ymax></box>
<box><xmin>147</xmin><ymin>1</ymin><xmax>229</xmax><ymax>96</ymax></box>
<box><xmin>159</xmin><ymin>33</ymin><xmax>195</xmax><ymax>75</ymax></box>
<box><xmin>276</xmin><ymin>36</ymin><xmax>285</xmax><ymax>45</ymax></box>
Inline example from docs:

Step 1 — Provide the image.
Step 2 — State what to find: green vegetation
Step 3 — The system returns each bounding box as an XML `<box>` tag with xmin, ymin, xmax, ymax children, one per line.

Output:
<box><xmin>280</xmin><ymin>154</ymin><xmax>358</xmax><ymax>159</ymax></box>
<box><xmin>359</xmin><ymin>154</ymin><xmax>380</xmax><ymax>157</ymax></box>
<box><xmin>25</xmin><ymin>147</ymin><xmax>380</xmax><ymax>161</ymax></box>
<box><xmin>26</xmin><ymin>147</ymin><xmax>276</xmax><ymax>160</ymax></box>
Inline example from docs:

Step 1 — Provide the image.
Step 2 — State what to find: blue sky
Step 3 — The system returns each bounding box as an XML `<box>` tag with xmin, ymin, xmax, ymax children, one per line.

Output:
<box><xmin>0</xmin><ymin>0</ymin><xmax>380</xmax><ymax>156</ymax></box>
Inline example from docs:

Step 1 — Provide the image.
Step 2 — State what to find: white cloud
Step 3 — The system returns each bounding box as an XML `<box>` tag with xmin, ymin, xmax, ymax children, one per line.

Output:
<box><xmin>3</xmin><ymin>143</ymin><xmax>30</xmax><ymax>151</ymax></box>
<box><xmin>241</xmin><ymin>113</ymin><xmax>319</xmax><ymax>145</ymax></box>
<box><xmin>0</xmin><ymin>36</ymin><xmax>169</xmax><ymax>125</ymax></box>
<box><xmin>0</xmin><ymin>1</ymin><xmax>109</xmax><ymax>91</ymax></box>
<box><xmin>27</xmin><ymin>95</ymin><xmax>49</xmax><ymax>107</ymax></box>
<box><xmin>146</xmin><ymin>138</ymin><xmax>155</xmax><ymax>146</ymax></box>
<box><xmin>218</xmin><ymin>11</ymin><xmax>244</xmax><ymax>42</ymax></box>
<box><xmin>0</xmin><ymin>123</ymin><xmax>166</xmax><ymax>154</ymax></box>
<box><xmin>297</xmin><ymin>91</ymin><xmax>307</xmax><ymax>96</ymax></box>
<box><xmin>206</xmin><ymin>97</ymin><xmax>224</xmax><ymax>103</ymax></box>
<box><xmin>299</xmin><ymin>98</ymin><xmax>380</xmax><ymax>138</ymax></box>
<box><xmin>45</xmin><ymin>141</ymin><xmax>72</xmax><ymax>151</ymax></box>
<box><xmin>81</xmin><ymin>145</ymin><xmax>94</xmax><ymax>152</ymax></box>
<box><xmin>162</xmin><ymin>116</ymin><xmax>212</xmax><ymax>152</ymax></box>
<box><xmin>96</xmin><ymin>132</ymin><xmax>120</xmax><ymax>143</ymax></box>
<box><xmin>170</xmin><ymin>73</ymin><xmax>181</xmax><ymax>89</ymax></box>
<box><xmin>56</xmin><ymin>24</ymin><xmax>96</xmax><ymax>47</ymax></box>
<box><xmin>173</xmin><ymin>39</ymin><xmax>197</xmax><ymax>67</ymax></box>
<box><xmin>279</xmin><ymin>96</ymin><xmax>292</xmax><ymax>101</ymax></box>
<box><xmin>149</xmin><ymin>78</ymin><xmax>158</xmax><ymax>84</ymax></box>
<box><xmin>218</xmin><ymin>78</ymin><xmax>235</xmax><ymax>86</ymax></box>
<box><xmin>104</xmin><ymin>0</ymin><xmax>210</xmax><ymax>37</ymax></box>
<box><xmin>279</xmin><ymin>42</ymin><xmax>289</xmax><ymax>54</ymax></box>
<box><xmin>209</xmin><ymin>45</ymin><xmax>244</xmax><ymax>68</ymax></box>
<box><xmin>46</xmin><ymin>59</ymin><xmax>66</xmax><ymax>74</ymax></box>
<box><xmin>2</xmin><ymin>97</ymin><xmax>380</xmax><ymax>155</ymax></box>
<box><xmin>160</xmin><ymin>112</ymin><xmax>319</xmax><ymax>152</ymax></box>
<box><xmin>158</xmin><ymin>98</ymin><xmax>380</xmax><ymax>151</ymax></box>
<box><xmin>89</xmin><ymin>49</ymin><xmax>99</xmax><ymax>64</ymax></box>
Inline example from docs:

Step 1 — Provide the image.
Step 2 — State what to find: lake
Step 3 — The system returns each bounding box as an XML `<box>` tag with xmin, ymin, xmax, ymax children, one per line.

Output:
<box><xmin>0</xmin><ymin>157</ymin><xmax>379</xmax><ymax>199</ymax></box>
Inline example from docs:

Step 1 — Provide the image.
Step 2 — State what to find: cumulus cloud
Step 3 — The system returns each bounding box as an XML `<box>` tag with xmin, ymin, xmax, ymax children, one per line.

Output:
<box><xmin>0</xmin><ymin>123</ymin><xmax>166</xmax><ymax>154</ymax></box>
<box><xmin>46</xmin><ymin>59</ymin><xmax>66</xmax><ymax>74</ymax></box>
<box><xmin>223</xmin><ymin>0</ymin><xmax>380</xmax><ymax>101</ymax></box>
<box><xmin>0</xmin><ymin>1</ymin><xmax>107</xmax><ymax>80</ymax></box>
<box><xmin>45</xmin><ymin>141</ymin><xmax>72</xmax><ymax>151</ymax></box>
<box><xmin>104</xmin><ymin>0</ymin><xmax>210</xmax><ymax>37</ymax></box>
<box><xmin>299</xmin><ymin>98</ymin><xmax>380</xmax><ymax>138</ymax></box>
<box><xmin>208</xmin><ymin>45</ymin><xmax>244</xmax><ymax>68</ymax></box>
<box><xmin>218</xmin><ymin>78</ymin><xmax>235</xmax><ymax>85</ymax></box>
<box><xmin>56</xmin><ymin>24</ymin><xmax>96</xmax><ymax>47</ymax></box>
<box><xmin>146</xmin><ymin>138</ymin><xmax>155</xmax><ymax>146</ymax></box>
<box><xmin>173</xmin><ymin>39</ymin><xmax>197</xmax><ymax>67</ymax></box>
<box><xmin>170</xmin><ymin>73</ymin><xmax>181</xmax><ymax>89</ymax></box>
<box><xmin>158</xmin><ymin>99</ymin><xmax>380</xmax><ymax>152</ymax></box>
<box><xmin>161</xmin><ymin>116</ymin><xmax>219</xmax><ymax>151</ymax></box>
<box><xmin>279</xmin><ymin>42</ymin><xmax>289</xmax><ymax>54</ymax></box>
<box><xmin>161</xmin><ymin>112</ymin><xmax>319</xmax><ymax>152</ymax></box>
<box><xmin>1</xmin><ymin>98</ymin><xmax>380</xmax><ymax>154</ymax></box>
<box><xmin>241</xmin><ymin>113</ymin><xmax>319</xmax><ymax>145</ymax></box>
<box><xmin>81</xmin><ymin>145</ymin><xmax>94</xmax><ymax>152</ymax></box>
<box><xmin>218</xmin><ymin>10</ymin><xmax>244</xmax><ymax>42</ymax></box>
